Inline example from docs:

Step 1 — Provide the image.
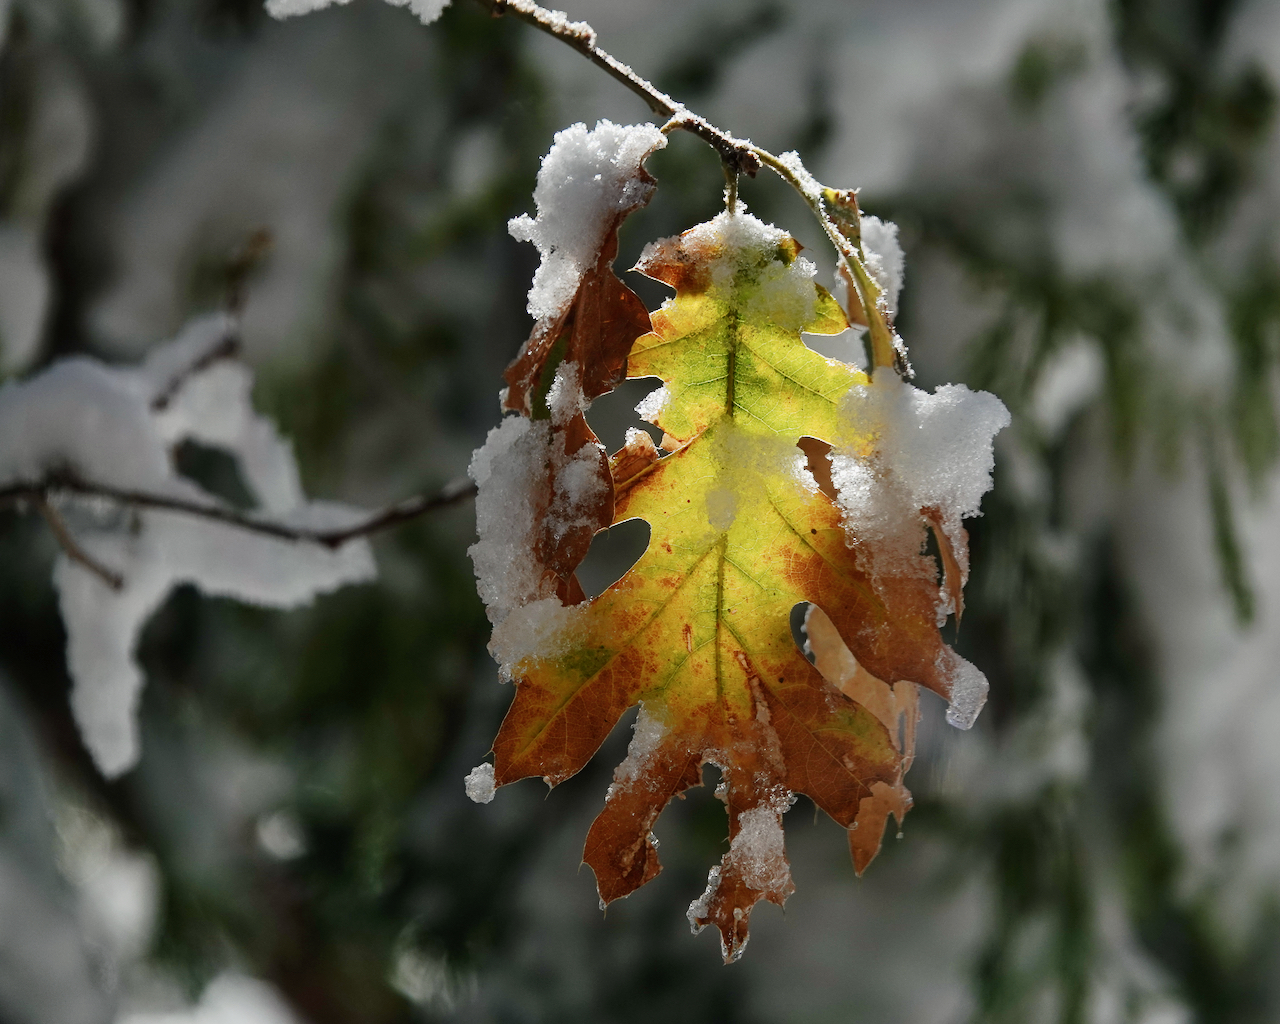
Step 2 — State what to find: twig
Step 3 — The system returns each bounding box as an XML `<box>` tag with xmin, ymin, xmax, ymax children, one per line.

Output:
<box><xmin>475</xmin><ymin>0</ymin><xmax>907</xmax><ymax>373</ymax></box>
<box><xmin>35</xmin><ymin>497</ymin><xmax>124</xmax><ymax>590</ymax></box>
<box><xmin>1</xmin><ymin>476</ymin><xmax>477</xmax><ymax>552</ymax></box>
<box><xmin>225</xmin><ymin>228</ymin><xmax>274</xmax><ymax>315</ymax></box>
<box><xmin>476</xmin><ymin>0</ymin><xmax>760</xmax><ymax>176</ymax></box>
<box><xmin>151</xmin><ymin>229</ymin><xmax>274</xmax><ymax>411</ymax></box>
<box><xmin>150</xmin><ymin>328</ymin><xmax>240</xmax><ymax>411</ymax></box>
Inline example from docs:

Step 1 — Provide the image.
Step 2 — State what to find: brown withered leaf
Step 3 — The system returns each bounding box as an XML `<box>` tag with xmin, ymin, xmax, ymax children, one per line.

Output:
<box><xmin>503</xmin><ymin>183</ymin><xmax>657</xmax><ymax>416</ymax></box>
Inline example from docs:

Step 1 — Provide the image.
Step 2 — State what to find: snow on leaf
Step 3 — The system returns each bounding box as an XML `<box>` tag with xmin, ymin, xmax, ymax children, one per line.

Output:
<box><xmin>503</xmin><ymin>120</ymin><xmax>665</xmax><ymax>416</ymax></box>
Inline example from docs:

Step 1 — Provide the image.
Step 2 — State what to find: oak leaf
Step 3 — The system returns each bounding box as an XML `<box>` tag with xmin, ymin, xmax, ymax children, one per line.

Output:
<box><xmin>486</xmin><ymin>210</ymin><xmax>989</xmax><ymax>961</ymax></box>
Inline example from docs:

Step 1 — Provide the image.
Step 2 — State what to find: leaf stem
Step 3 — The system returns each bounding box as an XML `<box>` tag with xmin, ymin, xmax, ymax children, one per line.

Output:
<box><xmin>723</xmin><ymin>164</ymin><xmax>739</xmax><ymax>213</ymax></box>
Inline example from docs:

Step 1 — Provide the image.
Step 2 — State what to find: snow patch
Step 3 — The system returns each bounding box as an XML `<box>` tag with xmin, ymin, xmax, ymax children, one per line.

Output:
<box><xmin>940</xmin><ymin>651</ymin><xmax>990</xmax><ymax>730</ymax></box>
<box><xmin>635</xmin><ymin>385</ymin><xmax>670</xmax><ymax>425</ymax></box>
<box><xmin>467</xmin><ymin>401</ymin><xmax>602</xmax><ymax>677</ymax></box>
<box><xmin>648</xmin><ymin>209</ymin><xmax>818</xmax><ymax>331</ymax></box>
<box><xmin>832</xmin><ymin>369</ymin><xmax>1009</xmax><ymax>580</ymax></box>
<box><xmin>730</xmin><ymin>805</ymin><xmax>791</xmax><ymax>892</ymax></box>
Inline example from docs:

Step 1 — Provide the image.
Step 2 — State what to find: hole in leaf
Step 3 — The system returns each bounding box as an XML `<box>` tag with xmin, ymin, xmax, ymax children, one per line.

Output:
<box><xmin>586</xmin><ymin>377</ymin><xmax>662</xmax><ymax>454</ymax></box>
<box><xmin>575</xmin><ymin>518</ymin><xmax>651</xmax><ymax>599</ymax></box>
<box><xmin>802</xmin><ymin>326</ymin><xmax>865</xmax><ymax>367</ymax></box>
<box><xmin>174</xmin><ymin>440</ymin><xmax>256</xmax><ymax>509</ymax></box>
<box><xmin>790</xmin><ymin>602</ymin><xmax>815</xmax><ymax>663</ymax></box>
<box><xmin>797</xmin><ymin>437</ymin><xmax>837</xmax><ymax>501</ymax></box>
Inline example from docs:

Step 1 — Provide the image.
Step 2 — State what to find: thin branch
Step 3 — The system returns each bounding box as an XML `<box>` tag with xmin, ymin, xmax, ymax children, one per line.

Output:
<box><xmin>475</xmin><ymin>0</ymin><xmax>908</xmax><ymax>374</ymax></box>
<box><xmin>151</xmin><ymin>229</ymin><xmax>274</xmax><ymax>411</ymax></box>
<box><xmin>36</xmin><ymin>497</ymin><xmax>124</xmax><ymax>590</ymax></box>
<box><xmin>225</xmin><ymin>227</ymin><xmax>274</xmax><ymax>315</ymax></box>
<box><xmin>2</xmin><ymin>476</ymin><xmax>477</xmax><ymax>551</ymax></box>
<box><xmin>150</xmin><ymin>329</ymin><xmax>240</xmax><ymax>411</ymax></box>
<box><xmin>476</xmin><ymin>0</ymin><xmax>760</xmax><ymax>176</ymax></box>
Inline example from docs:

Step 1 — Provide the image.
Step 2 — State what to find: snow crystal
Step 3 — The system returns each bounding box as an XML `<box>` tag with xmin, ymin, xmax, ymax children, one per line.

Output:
<box><xmin>729</xmin><ymin>805</ymin><xmax>791</xmax><ymax>892</ymax></box>
<box><xmin>687</xmin><ymin>793</ymin><xmax>795</xmax><ymax>957</ymax></box>
<box><xmin>502</xmin><ymin>0</ymin><xmax>595</xmax><ymax>44</ymax></box>
<box><xmin>487</xmin><ymin>596</ymin><xmax>586</xmax><ymax>680</ymax></box>
<box><xmin>468</xmin><ymin>416</ymin><xmax>546</xmax><ymax>621</ymax></box>
<box><xmin>0</xmin><ymin>315</ymin><xmax>375</xmax><ymax>776</ymax></box>
<box><xmin>266</xmin><ymin>0</ymin><xmax>451</xmax><ymax>25</ymax></box>
<box><xmin>776</xmin><ymin>150</ymin><xmax>822</xmax><ymax>204</ymax></box>
<box><xmin>686</xmin><ymin>864</ymin><xmax>720</xmax><ymax>934</ymax></box>
<box><xmin>464</xmin><ymin>763</ymin><xmax>496</xmax><ymax>804</ymax></box>
<box><xmin>509</xmin><ymin>120</ymin><xmax>666</xmax><ymax>323</ymax></box>
<box><xmin>544</xmin><ymin>360</ymin><xmax>586</xmax><ymax>426</ymax></box>
<box><xmin>859</xmin><ymin>215</ymin><xmax>905</xmax><ymax>316</ymax></box>
<box><xmin>747</xmin><ymin>253</ymin><xmax>818</xmax><ymax>332</ymax></box>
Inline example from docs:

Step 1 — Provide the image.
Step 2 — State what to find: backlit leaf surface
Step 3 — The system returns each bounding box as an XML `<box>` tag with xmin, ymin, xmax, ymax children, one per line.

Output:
<box><xmin>488</xmin><ymin>212</ymin><xmax>978</xmax><ymax>960</ymax></box>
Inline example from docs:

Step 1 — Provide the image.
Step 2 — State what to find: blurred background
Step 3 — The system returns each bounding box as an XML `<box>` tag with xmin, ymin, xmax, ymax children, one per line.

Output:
<box><xmin>3</xmin><ymin>0</ymin><xmax>1280</xmax><ymax>1020</ymax></box>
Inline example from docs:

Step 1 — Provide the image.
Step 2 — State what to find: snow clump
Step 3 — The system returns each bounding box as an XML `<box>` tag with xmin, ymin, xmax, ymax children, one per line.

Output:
<box><xmin>832</xmin><ymin>369</ymin><xmax>1009</xmax><ymax>578</ymax></box>
<box><xmin>464</xmin><ymin>763</ymin><xmax>496</xmax><ymax>804</ymax></box>
<box><xmin>607</xmin><ymin>704</ymin><xmax>668</xmax><ymax>794</ymax></box>
<box><xmin>0</xmin><ymin>314</ymin><xmax>375</xmax><ymax>777</ymax></box>
<box><xmin>509</xmin><ymin>120</ymin><xmax>667</xmax><ymax>324</ymax></box>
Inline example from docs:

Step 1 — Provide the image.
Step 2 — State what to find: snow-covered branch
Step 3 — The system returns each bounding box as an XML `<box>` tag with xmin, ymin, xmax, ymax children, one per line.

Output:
<box><xmin>0</xmin><ymin>313</ymin><xmax>427</xmax><ymax>777</ymax></box>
